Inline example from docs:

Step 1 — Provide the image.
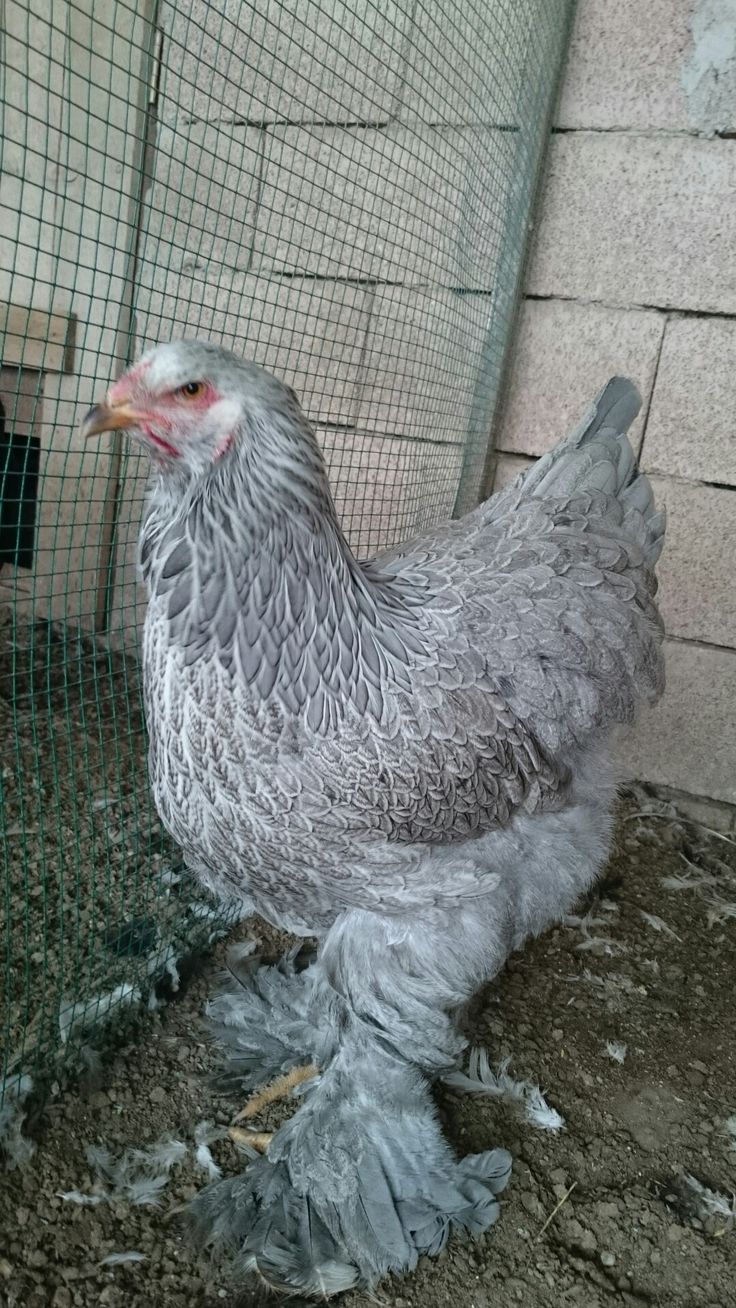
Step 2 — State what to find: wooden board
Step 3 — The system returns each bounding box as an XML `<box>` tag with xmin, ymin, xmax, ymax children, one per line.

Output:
<box><xmin>0</xmin><ymin>303</ymin><xmax>74</xmax><ymax>374</ymax></box>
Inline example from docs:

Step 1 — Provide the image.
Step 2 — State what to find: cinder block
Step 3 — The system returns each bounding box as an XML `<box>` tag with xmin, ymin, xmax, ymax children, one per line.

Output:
<box><xmin>355</xmin><ymin>286</ymin><xmax>497</xmax><ymax>442</ymax></box>
<box><xmin>642</xmin><ymin>316</ymin><xmax>736</xmax><ymax>486</ymax></box>
<box><xmin>238</xmin><ymin>278</ymin><xmax>371</xmax><ymax>427</ymax></box>
<box><xmin>646</xmin><ymin>783</ymin><xmax>736</xmax><ymax>835</ymax></box>
<box><xmin>650</xmin><ymin>476</ymin><xmax>736</xmax><ymax>648</ymax></box>
<box><xmin>140</xmin><ymin>121</ymin><xmax>262</xmax><ymax>280</ymax></box>
<box><xmin>0</xmin><ymin>177</ymin><xmax>57</xmax><ymax>312</ymax></box>
<box><xmin>489</xmin><ymin>453</ymin><xmax>535</xmax><ymax>494</ymax></box>
<box><xmin>134</xmin><ymin>273</ymin><xmax>372</xmax><ymax>428</ymax></box>
<box><xmin>252</xmin><ymin>124</ymin><xmax>514</xmax><ymax>286</ymax></box>
<box><xmin>397</xmin><ymin>0</ymin><xmax>563</xmax><ymax>127</ymax></box>
<box><xmin>618</xmin><ymin>639</ymin><xmax>736</xmax><ymax>805</ymax></box>
<box><xmin>558</xmin><ymin>0</ymin><xmax>736</xmax><ymax>134</ymax></box>
<box><xmin>497</xmin><ymin>299</ymin><xmax>664</xmax><ymax>457</ymax></box>
<box><xmin>159</xmin><ymin>0</ymin><xmax>410</xmax><ymax>126</ymax></box>
<box><xmin>527</xmin><ymin>133</ymin><xmax>736</xmax><ymax>314</ymax></box>
<box><xmin>318</xmin><ymin>428</ymin><xmax>464</xmax><ymax>558</ymax></box>
<box><xmin>1</xmin><ymin>13</ymin><xmax>59</xmax><ymax>310</ymax></box>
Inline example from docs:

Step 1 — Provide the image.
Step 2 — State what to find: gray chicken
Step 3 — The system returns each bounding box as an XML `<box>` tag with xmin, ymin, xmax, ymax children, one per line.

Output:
<box><xmin>83</xmin><ymin>342</ymin><xmax>665</xmax><ymax>1296</ymax></box>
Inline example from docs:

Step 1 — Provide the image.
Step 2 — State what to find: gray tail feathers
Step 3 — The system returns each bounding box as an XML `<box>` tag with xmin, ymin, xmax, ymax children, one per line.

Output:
<box><xmin>570</xmin><ymin>376</ymin><xmax>642</xmax><ymax>449</ymax></box>
<box><xmin>521</xmin><ymin>376</ymin><xmax>665</xmax><ymax>565</ymax></box>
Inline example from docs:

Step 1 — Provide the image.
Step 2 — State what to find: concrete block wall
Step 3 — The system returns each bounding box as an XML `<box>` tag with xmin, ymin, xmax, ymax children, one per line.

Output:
<box><xmin>493</xmin><ymin>0</ymin><xmax>736</xmax><ymax>813</ymax></box>
<box><xmin>110</xmin><ymin>0</ymin><xmax>571</xmax><ymax>633</ymax></box>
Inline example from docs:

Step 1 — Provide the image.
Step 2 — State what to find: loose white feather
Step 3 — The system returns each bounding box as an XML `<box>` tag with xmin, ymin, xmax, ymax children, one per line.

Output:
<box><xmin>446</xmin><ymin>1049</ymin><xmax>565</xmax><ymax>1132</ymax></box>
<box><xmin>194</xmin><ymin>1120</ymin><xmax>224</xmax><ymax>1180</ymax></box>
<box><xmin>99</xmin><ymin>1251</ymin><xmax>146</xmax><ymax>1266</ymax></box>
<box><xmin>683</xmin><ymin>1175</ymin><xmax>736</xmax><ymax>1226</ymax></box>
<box><xmin>605</xmin><ymin>1041</ymin><xmax>627</xmax><ymax>1063</ymax></box>
<box><xmin>639</xmin><ymin>910</ymin><xmax>681</xmax><ymax>940</ymax></box>
<box><xmin>66</xmin><ymin>1135</ymin><xmax>189</xmax><ymax>1207</ymax></box>
<box><xmin>58</xmin><ymin>1189</ymin><xmax>104</xmax><ymax>1206</ymax></box>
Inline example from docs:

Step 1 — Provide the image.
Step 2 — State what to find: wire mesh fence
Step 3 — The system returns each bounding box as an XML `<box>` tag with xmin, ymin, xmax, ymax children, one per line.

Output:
<box><xmin>0</xmin><ymin>0</ymin><xmax>573</xmax><ymax>1111</ymax></box>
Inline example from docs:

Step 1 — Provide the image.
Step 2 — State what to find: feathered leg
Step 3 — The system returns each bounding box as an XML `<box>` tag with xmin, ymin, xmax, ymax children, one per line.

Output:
<box><xmin>206</xmin><ymin>947</ymin><xmax>329</xmax><ymax>1095</ymax></box>
<box><xmin>191</xmin><ymin>901</ymin><xmax>514</xmax><ymax>1295</ymax></box>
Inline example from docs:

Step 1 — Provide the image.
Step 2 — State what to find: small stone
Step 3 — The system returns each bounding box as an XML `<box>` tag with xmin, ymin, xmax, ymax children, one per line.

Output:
<box><xmin>0</xmin><ymin>1259</ymin><xmax>12</xmax><ymax>1279</ymax></box>
<box><xmin>27</xmin><ymin>1249</ymin><xmax>47</xmax><ymax>1269</ymax></box>
<box><xmin>520</xmin><ymin>1191</ymin><xmax>544</xmax><ymax>1218</ymax></box>
<box><xmin>600</xmin><ymin>1250</ymin><xmax>616</xmax><ymax>1267</ymax></box>
<box><xmin>504</xmin><ymin>1280</ymin><xmax>526</xmax><ymax>1302</ymax></box>
<box><xmin>579</xmin><ymin>1228</ymin><xmax>597</xmax><ymax>1253</ymax></box>
<box><xmin>595</xmin><ymin>1201</ymin><xmax>620</xmax><ymax>1220</ymax></box>
<box><xmin>83</xmin><ymin>1220</ymin><xmax>105</xmax><ymax>1249</ymax></box>
<box><xmin>552</xmin><ymin>1028</ymin><xmax>564</xmax><ymax>1041</ymax></box>
<box><xmin>52</xmin><ymin>1290</ymin><xmax>72</xmax><ymax>1308</ymax></box>
<box><xmin>550</xmin><ymin>1168</ymin><xmax>568</xmax><ymax>1186</ymax></box>
<box><xmin>149</xmin><ymin>1085</ymin><xmax>167</xmax><ymax>1104</ymax></box>
<box><xmin>99</xmin><ymin>1288</ymin><xmax>124</xmax><ymax>1307</ymax></box>
<box><xmin>16</xmin><ymin>1206</ymin><xmax>30</xmax><ymax>1226</ymax></box>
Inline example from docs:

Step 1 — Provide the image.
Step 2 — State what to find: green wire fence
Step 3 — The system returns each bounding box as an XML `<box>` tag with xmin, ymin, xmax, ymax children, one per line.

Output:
<box><xmin>0</xmin><ymin>0</ymin><xmax>573</xmax><ymax>1113</ymax></box>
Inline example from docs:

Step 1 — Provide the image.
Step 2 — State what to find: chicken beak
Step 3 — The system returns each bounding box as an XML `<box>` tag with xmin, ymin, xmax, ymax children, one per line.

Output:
<box><xmin>81</xmin><ymin>401</ymin><xmax>142</xmax><ymax>438</ymax></box>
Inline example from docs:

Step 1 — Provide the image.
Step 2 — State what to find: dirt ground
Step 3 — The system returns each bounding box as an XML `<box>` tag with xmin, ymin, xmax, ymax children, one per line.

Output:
<box><xmin>1</xmin><ymin>793</ymin><xmax>735</xmax><ymax>1308</ymax></box>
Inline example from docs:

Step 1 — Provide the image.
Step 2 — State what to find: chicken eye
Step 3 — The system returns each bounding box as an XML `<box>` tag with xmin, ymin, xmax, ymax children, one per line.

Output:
<box><xmin>179</xmin><ymin>381</ymin><xmax>204</xmax><ymax>399</ymax></box>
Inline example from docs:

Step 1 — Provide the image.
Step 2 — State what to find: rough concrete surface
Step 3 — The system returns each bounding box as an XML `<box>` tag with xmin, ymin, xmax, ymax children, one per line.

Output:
<box><xmin>527</xmin><ymin>134</ymin><xmax>736</xmax><ymax>315</ymax></box>
<box><xmin>642</xmin><ymin>317</ymin><xmax>736</xmax><ymax>487</ymax></box>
